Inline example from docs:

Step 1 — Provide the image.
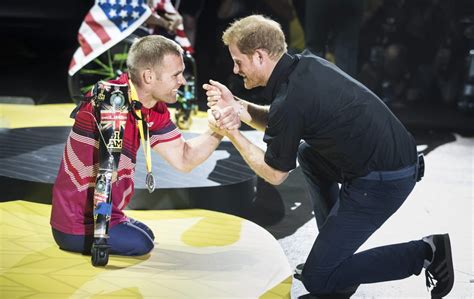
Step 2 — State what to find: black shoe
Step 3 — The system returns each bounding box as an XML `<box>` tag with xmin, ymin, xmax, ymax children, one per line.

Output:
<box><xmin>423</xmin><ymin>234</ymin><xmax>455</xmax><ymax>298</ymax></box>
<box><xmin>294</xmin><ymin>263</ymin><xmax>304</xmax><ymax>281</ymax></box>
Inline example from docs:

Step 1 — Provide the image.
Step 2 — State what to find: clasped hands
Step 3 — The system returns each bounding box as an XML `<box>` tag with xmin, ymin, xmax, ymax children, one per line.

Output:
<box><xmin>203</xmin><ymin>80</ymin><xmax>241</xmax><ymax>138</ymax></box>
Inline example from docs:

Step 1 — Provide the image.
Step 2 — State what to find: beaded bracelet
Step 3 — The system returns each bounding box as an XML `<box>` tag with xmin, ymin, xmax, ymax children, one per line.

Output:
<box><xmin>236</xmin><ymin>101</ymin><xmax>244</xmax><ymax>117</ymax></box>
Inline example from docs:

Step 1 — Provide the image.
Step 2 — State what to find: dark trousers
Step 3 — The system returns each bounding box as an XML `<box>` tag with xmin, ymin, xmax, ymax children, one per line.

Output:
<box><xmin>297</xmin><ymin>142</ymin><xmax>426</xmax><ymax>295</ymax></box>
<box><xmin>52</xmin><ymin>218</ymin><xmax>155</xmax><ymax>256</ymax></box>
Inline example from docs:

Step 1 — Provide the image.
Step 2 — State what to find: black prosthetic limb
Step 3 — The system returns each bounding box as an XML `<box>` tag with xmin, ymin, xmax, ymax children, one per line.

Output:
<box><xmin>90</xmin><ymin>82</ymin><xmax>130</xmax><ymax>266</ymax></box>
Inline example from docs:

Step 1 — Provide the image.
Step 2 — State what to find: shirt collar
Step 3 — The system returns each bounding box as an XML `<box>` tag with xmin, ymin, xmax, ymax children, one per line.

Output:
<box><xmin>262</xmin><ymin>53</ymin><xmax>296</xmax><ymax>102</ymax></box>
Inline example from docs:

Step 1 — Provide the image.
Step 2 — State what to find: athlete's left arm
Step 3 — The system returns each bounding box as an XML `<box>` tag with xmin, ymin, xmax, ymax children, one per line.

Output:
<box><xmin>153</xmin><ymin>130</ymin><xmax>223</xmax><ymax>173</ymax></box>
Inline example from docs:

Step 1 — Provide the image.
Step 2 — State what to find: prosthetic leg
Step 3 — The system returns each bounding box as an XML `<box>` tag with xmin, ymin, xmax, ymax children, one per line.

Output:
<box><xmin>90</xmin><ymin>82</ymin><xmax>129</xmax><ymax>266</ymax></box>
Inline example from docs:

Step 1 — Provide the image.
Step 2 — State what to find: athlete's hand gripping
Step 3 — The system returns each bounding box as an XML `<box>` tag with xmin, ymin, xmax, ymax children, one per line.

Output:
<box><xmin>203</xmin><ymin>79</ymin><xmax>236</xmax><ymax>109</ymax></box>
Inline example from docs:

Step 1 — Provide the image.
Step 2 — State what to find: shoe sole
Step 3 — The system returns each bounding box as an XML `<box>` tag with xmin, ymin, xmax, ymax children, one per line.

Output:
<box><xmin>295</xmin><ymin>263</ymin><xmax>304</xmax><ymax>276</ymax></box>
<box><xmin>432</xmin><ymin>234</ymin><xmax>454</xmax><ymax>298</ymax></box>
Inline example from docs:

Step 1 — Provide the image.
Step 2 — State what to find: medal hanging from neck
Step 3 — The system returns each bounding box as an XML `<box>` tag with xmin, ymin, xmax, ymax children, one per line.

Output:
<box><xmin>129</xmin><ymin>80</ymin><xmax>155</xmax><ymax>193</ymax></box>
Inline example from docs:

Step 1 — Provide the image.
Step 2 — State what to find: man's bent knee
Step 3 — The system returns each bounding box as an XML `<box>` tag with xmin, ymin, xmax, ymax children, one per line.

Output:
<box><xmin>297</xmin><ymin>142</ymin><xmax>311</xmax><ymax>165</ymax></box>
<box><xmin>135</xmin><ymin>242</ymin><xmax>154</xmax><ymax>256</ymax></box>
<box><xmin>301</xmin><ymin>271</ymin><xmax>332</xmax><ymax>295</ymax></box>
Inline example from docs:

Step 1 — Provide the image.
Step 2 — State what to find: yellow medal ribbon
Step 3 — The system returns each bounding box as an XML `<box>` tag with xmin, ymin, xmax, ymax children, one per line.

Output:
<box><xmin>129</xmin><ymin>79</ymin><xmax>155</xmax><ymax>193</ymax></box>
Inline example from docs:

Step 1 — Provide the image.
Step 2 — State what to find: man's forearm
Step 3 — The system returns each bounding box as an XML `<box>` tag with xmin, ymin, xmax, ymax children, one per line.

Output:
<box><xmin>183</xmin><ymin>130</ymin><xmax>223</xmax><ymax>171</ymax></box>
<box><xmin>228</xmin><ymin>131</ymin><xmax>288</xmax><ymax>185</ymax></box>
<box><xmin>234</xmin><ymin>97</ymin><xmax>269</xmax><ymax>131</ymax></box>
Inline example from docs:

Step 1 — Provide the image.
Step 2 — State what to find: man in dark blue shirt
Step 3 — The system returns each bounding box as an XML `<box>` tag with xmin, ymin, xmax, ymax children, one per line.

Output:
<box><xmin>204</xmin><ymin>15</ymin><xmax>454</xmax><ymax>298</ymax></box>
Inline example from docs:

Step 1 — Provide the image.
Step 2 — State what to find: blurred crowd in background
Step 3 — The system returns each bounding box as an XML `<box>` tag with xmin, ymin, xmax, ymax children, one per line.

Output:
<box><xmin>185</xmin><ymin>0</ymin><xmax>474</xmax><ymax>113</ymax></box>
<box><xmin>0</xmin><ymin>0</ymin><xmax>473</xmax><ymax>113</ymax></box>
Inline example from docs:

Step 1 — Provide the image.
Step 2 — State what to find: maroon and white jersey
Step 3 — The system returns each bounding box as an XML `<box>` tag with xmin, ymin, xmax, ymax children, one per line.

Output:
<box><xmin>50</xmin><ymin>74</ymin><xmax>181</xmax><ymax>235</ymax></box>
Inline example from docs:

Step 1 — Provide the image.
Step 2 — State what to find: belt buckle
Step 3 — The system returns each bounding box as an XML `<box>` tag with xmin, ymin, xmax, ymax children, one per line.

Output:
<box><xmin>416</xmin><ymin>153</ymin><xmax>425</xmax><ymax>182</ymax></box>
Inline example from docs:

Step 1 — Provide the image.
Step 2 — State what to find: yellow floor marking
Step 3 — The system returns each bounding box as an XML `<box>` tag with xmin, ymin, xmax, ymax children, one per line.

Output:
<box><xmin>260</xmin><ymin>275</ymin><xmax>293</xmax><ymax>298</ymax></box>
<box><xmin>0</xmin><ymin>103</ymin><xmax>75</xmax><ymax>129</ymax></box>
<box><xmin>0</xmin><ymin>201</ymin><xmax>291</xmax><ymax>298</ymax></box>
<box><xmin>0</xmin><ymin>103</ymin><xmax>208</xmax><ymax>133</ymax></box>
<box><xmin>182</xmin><ymin>216</ymin><xmax>242</xmax><ymax>247</ymax></box>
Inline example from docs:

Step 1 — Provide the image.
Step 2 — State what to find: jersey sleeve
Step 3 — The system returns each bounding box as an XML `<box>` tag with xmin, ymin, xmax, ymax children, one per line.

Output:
<box><xmin>72</xmin><ymin>102</ymin><xmax>99</xmax><ymax>138</ymax></box>
<box><xmin>148</xmin><ymin>102</ymin><xmax>182</xmax><ymax>147</ymax></box>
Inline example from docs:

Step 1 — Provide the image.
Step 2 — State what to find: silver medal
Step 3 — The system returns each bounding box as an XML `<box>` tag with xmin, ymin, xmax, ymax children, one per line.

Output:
<box><xmin>145</xmin><ymin>172</ymin><xmax>155</xmax><ymax>193</ymax></box>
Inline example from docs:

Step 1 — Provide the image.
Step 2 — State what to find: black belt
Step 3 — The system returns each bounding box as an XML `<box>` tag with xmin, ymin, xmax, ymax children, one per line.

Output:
<box><xmin>360</xmin><ymin>153</ymin><xmax>425</xmax><ymax>182</ymax></box>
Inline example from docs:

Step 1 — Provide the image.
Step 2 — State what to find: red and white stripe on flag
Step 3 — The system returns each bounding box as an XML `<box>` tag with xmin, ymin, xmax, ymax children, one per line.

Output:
<box><xmin>68</xmin><ymin>0</ymin><xmax>151</xmax><ymax>76</ymax></box>
<box><xmin>150</xmin><ymin>0</ymin><xmax>193</xmax><ymax>53</ymax></box>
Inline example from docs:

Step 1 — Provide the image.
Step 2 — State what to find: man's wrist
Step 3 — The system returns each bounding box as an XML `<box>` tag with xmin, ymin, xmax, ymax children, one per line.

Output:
<box><xmin>233</xmin><ymin>100</ymin><xmax>244</xmax><ymax>118</ymax></box>
<box><xmin>226</xmin><ymin>128</ymin><xmax>240</xmax><ymax>140</ymax></box>
<box><xmin>210</xmin><ymin>130</ymin><xmax>224</xmax><ymax>140</ymax></box>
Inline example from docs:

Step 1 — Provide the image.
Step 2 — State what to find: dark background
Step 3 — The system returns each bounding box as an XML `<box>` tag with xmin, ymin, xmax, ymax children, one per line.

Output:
<box><xmin>0</xmin><ymin>0</ymin><xmax>472</xmax><ymax>242</ymax></box>
<box><xmin>0</xmin><ymin>0</ymin><xmax>473</xmax><ymax>133</ymax></box>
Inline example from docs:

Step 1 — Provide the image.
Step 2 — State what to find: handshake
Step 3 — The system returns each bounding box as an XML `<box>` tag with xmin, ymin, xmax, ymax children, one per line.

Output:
<box><xmin>203</xmin><ymin>79</ymin><xmax>243</xmax><ymax>138</ymax></box>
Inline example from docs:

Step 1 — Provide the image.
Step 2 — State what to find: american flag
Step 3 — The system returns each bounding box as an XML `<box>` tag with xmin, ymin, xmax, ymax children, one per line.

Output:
<box><xmin>68</xmin><ymin>0</ymin><xmax>193</xmax><ymax>76</ymax></box>
<box><xmin>150</xmin><ymin>0</ymin><xmax>194</xmax><ymax>54</ymax></box>
<box><xmin>68</xmin><ymin>0</ymin><xmax>152</xmax><ymax>76</ymax></box>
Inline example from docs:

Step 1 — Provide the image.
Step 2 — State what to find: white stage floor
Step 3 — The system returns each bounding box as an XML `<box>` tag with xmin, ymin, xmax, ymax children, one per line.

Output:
<box><xmin>282</xmin><ymin>134</ymin><xmax>473</xmax><ymax>298</ymax></box>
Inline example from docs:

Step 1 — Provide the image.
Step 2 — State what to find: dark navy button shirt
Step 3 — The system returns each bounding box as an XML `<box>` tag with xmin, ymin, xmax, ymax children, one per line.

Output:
<box><xmin>261</xmin><ymin>50</ymin><xmax>417</xmax><ymax>180</ymax></box>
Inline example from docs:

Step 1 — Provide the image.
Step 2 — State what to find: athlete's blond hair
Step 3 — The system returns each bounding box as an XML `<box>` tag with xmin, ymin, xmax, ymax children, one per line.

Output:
<box><xmin>127</xmin><ymin>35</ymin><xmax>183</xmax><ymax>84</ymax></box>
